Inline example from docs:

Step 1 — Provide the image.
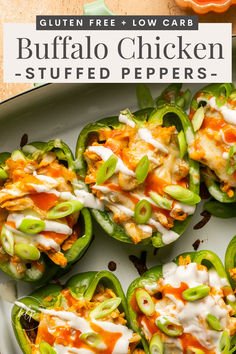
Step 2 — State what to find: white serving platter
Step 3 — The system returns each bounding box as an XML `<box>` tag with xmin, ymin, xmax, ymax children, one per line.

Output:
<box><xmin>0</xmin><ymin>40</ymin><xmax>235</xmax><ymax>354</ymax></box>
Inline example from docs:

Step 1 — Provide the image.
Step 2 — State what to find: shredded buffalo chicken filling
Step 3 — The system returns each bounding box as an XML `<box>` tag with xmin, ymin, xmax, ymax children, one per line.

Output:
<box><xmin>189</xmin><ymin>94</ymin><xmax>236</xmax><ymax>198</ymax></box>
<box><xmin>84</xmin><ymin>121</ymin><xmax>191</xmax><ymax>244</ymax></box>
<box><xmin>0</xmin><ymin>152</ymin><xmax>80</xmax><ymax>276</ymax></box>
<box><xmin>25</xmin><ymin>285</ymin><xmax>143</xmax><ymax>353</ymax></box>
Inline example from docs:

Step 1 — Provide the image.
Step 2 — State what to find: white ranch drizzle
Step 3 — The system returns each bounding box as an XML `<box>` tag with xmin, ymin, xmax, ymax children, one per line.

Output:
<box><xmin>160</xmin><ymin>262</ymin><xmax>230</xmax><ymax>351</ymax></box>
<box><xmin>227</xmin><ymin>294</ymin><xmax>236</xmax><ymax>302</ymax></box>
<box><xmin>0</xmin><ymin>188</ymin><xmax>21</xmax><ymax>196</ymax></box>
<box><xmin>88</xmin><ymin>146</ymin><xmax>135</xmax><ymax>177</ymax></box>
<box><xmin>15</xmin><ymin>303</ymin><xmax>133</xmax><ymax>354</ymax></box>
<box><xmin>74</xmin><ymin>189</ymin><xmax>104</xmax><ymax>210</ymax></box>
<box><xmin>33</xmin><ymin>172</ymin><xmax>58</xmax><ymax>185</ymax></box>
<box><xmin>7</xmin><ymin>213</ymin><xmax>72</xmax><ymax>235</ymax></box>
<box><xmin>137</xmin><ymin>225</ymin><xmax>153</xmax><ymax>234</ymax></box>
<box><xmin>171</xmin><ymin>202</ymin><xmax>196</xmax><ymax>216</ymax></box>
<box><xmin>118</xmin><ymin>113</ymin><xmax>135</xmax><ymax>128</ymax></box>
<box><xmin>223</xmin><ymin>152</ymin><xmax>229</xmax><ymax>159</ymax></box>
<box><xmin>148</xmin><ymin>219</ymin><xmax>179</xmax><ymax>245</ymax></box>
<box><xmin>137</xmin><ymin>128</ymin><xmax>168</xmax><ymax>153</ymax></box>
<box><xmin>34</xmin><ymin>235</ymin><xmax>60</xmax><ymax>251</ymax></box>
<box><xmin>28</xmin><ymin>184</ymin><xmax>55</xmax><ymax>193</ymax></box>
<box><xmin>197</xmin><ymin>96</ymin><xmax>236</xmax><ymax>126</ymax></box>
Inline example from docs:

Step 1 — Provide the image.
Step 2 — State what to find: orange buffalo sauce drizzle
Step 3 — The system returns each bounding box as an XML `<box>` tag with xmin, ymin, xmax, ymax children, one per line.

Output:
<box><xmin>40</xmin><ymin>231</ymin><xmax>68</xmax><ymax>244</ymax></box>
<box><xmin>145</xmin><ymin>173</ymin><xmax>169</xmax><ymax>196</ymax></box>
<box><xmin>145</xmin><ymin>172</ymin><xmax>188</xmax><ymax>196</ymax></box>
<box><xmin>29</xmin><ymin>193</ymin><xmax>58</xmax><ymax>211</ymax></box>
<box><xmin>179</xmin><ymin>333</ymin><xmax>215</xmax><ymax>354</ymax></box>
<box><xmin>132</xmin><ymin>282</ymin><xmax>214</xmax><ymax>353</ymax></box>
<box><xmin>35</xmin><ymin>312</ymin><xmax>122</xmax><ymax>353</ymax></box>
<box><xmin>35</xmin><ymin>314</ymin><xmax>90</xmax><ymax>350</ymax></box>
<box><xmin>191</xmin><ymin>0</ymin><xmax>233</xmax><ymax>3</ymax></box>
<box><xmin>5</xmin><ymin>221</ymin><xmax>16</xmax><ymax>229</ymax></box>
<box><xmin>90</xmin><ymin>323</ymin><xmax>122</xmax><ymax>353</ymax></box>
<box><xmin>162</xmin><ymin>282</ymin><xmax>188</xmax><ymax>303</ymax></box>
<box><xmin>201</xmin><ymin>116</ymin><xmax>236</xmax><ymax>146</ymax></box>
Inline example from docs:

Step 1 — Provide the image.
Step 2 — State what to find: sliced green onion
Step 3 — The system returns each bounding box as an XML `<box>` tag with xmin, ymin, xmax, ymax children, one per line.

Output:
<box><xmin>176</xmin><ymin>96</ymin><xmax>185</xmax><ymax>109</ymax></box>
<box><xmin>177</xmin><ymin>130</ymin><xmax>187</xmax><ymax>159</ymax></box>
<box><xmin>83</xmin><ymin>0</ymin><xmax>114</xmax><ymax>15</ymax></box>
<box><xmin>206</xmin><ymin>313</ymin><xmax>222</xmax><ymax>331</ymax></box>
<box><xmin>156</xmin><ymin>316</ymin><xmax>183</xmax><ymax>337</ymax></box>
<box><xmin>187</xmin><ymin>348</ymin><xmax>205</xmax><ymax>354</ymax></box>
<box><xmin>182</xmin><ymin>285</ymin><xmax>210</xmax><ymax>301</ymax></box>
<box><xmin>149</xmin><ymin>191</ymin><xmax>172</xmax><ymax>210</ymax></box>
<box><xmin>80</xmin><ymin>332</ymin><xmax>103</xmax><ymax>348</ymax></box>
<box><xmin>90</xmin><ymin>297</ymin><xmax>121</xmax><ymax>319</ymax></box>
<box><xmin>0</xmin><ymin>168</ymin><xmax>8</xmax><ymax>180</ymax></box>
<box><xmin>96</xmin><ymin>154</ymin><xmax>118</xmax><ymax>185</ymax></box>
<box><xmin>14</xmin><ymin>244</ymin><xmax>40</xmax><ymax>261</ymax></box>
<box><xmin>149</xmin><ymin>334</ymin><xmax>164</xmax><ymax>354</ymax></box>
<box><xmin>135</xmin><ymin>155</ymin><xmax>149</xmax><ymax>184</ymax></box>
<box><xmin>229</xmin><ymin>90</ymin><xmax>236</xmax><ymax>100</ymax></box>
<box><xmin>0</xmin><ymin>225</ymin><xmax>14</xmax><ymax>256</ymax></box>
<box><xmin>219</xmin><ymin>330</ymin><xmax>230</xmax><ymax>353</ymax></box>
<box><xmin>47</xmin><ymin>200</ymin><xmax>83</xmax><ymax>219</ymax></box>
<box><xmin>11</xmin><ymin>150</ymin><xmax>26</xmax><ymax>161</ymax></box>
<box><xmin>134</xmin><ymin>200</ymin><xmax>152</xmax><ymax>224</ymax></box>
<box><xmin>136</xmin><ymin>84</ymin><xmax>154</xmax><ymax>109</ymax></box>
<box><xmin>39</xmin><ymin>341</ymin><xmax>56</xmax><ymax>354</ymax></box>
<box><xmin>226</xmin><ymin>145</ymin><xmax>236</xmax><ymax>175</ymax></box>
<box><xmin>19</xmin><ymin>219</ymin><xmax>45</xmax><ymax>234</ymax></box>
<box><xmin>192</xmin><ymin>107</ymin><xmax>205</xmax><ymax>132</ymax></box>
<box><xmin>164</xmin><ymin>185</ymin><xmax>201</xmax><ymax>205</ymax></box>
<box><xmin>176</xmin><ymin>89</ymin><xmax>191</xmax><ymax>110</ymax></box>
<box><xmin>229</xmin><ymin>346</ymin><xmax>236</xmax><ymax>354</ymax></box>
<box><xmin>135</xmin><ymin>289</ymin><xmax>155</xmax><ymax>316</ymax></box>
<box><xmin>216</xmin><ymin>84</ymin><xmax>231</xmax><ymax>107</ymax></box>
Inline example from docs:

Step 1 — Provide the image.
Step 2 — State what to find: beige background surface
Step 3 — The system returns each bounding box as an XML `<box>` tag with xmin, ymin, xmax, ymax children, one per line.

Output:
<box><xmin>0</xmin><ymin>0</ymin><xmax>235</xmax><ymax>102</ymax></box>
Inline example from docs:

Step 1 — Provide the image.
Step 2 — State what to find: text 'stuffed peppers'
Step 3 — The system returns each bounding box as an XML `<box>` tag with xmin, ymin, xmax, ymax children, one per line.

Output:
<box><xmin>76</xmin><ymin>104</ymin><xmax>200</xmax><ymax>248</ymax></box>
<box><xmin>0</xmin><ymin>140</ymin><xmax>92</xmax><ymax>283</ymax></box>
<box><xmin>12</xmin><ymin>271</ymin><xmax>142</xmax><ymax>354</ymax></box>
<box><xmin>127</xmin><ymin>250</ymin><xmax>236</xmax><ymax>353</ymax></box>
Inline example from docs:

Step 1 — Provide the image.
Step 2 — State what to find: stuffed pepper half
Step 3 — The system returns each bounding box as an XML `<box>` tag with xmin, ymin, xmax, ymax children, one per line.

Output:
<box><xmin>0</xmin><ymin>140</ymin><xmax>92</xmax><ymax>283</ymax></box>
<box><xmin>127</xmin><ymin>251</ymin><xmax>236</xmax><ymax>353</ymax></box>
<box><xmin>225</xmin><ymin>236</ymin><xmax>236</xmax><ymax>290</ymax></box>
<box><xmin>12</xmin><ymin>271</ymin><xmax>142</xmax><ymax>354</ymax></box>
<box><xmin>76</xmin><ymin>106</ymin><xmax>200</xmax><ymax>247</ymax></box>
<box><xmin>189</xmin><ymin>84</ymin><xmax>236</xmax><ymax>204</ymax></box>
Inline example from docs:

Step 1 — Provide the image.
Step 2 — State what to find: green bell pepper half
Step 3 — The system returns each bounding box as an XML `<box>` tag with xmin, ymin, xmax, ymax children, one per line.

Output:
<box><xmin>190</xmin><ymin>83</ymin><xmax>236</xmax><ymax>204</ymax></box>
<box><xmin>127</xmin><ymin>250</ymin><xmax>236</xmax><ymax>353</ymax></box>
<box><xmin>76</xmin><ymin>105</ymin><xmax>200</xmax><ymax>247</ymax></box>
<box><xmin>225</xmin><ymin>236</ymin><xmax>236</xmax><ymax>290</ymax></box>
<box><xmin>0</xmin><ymin>140</ymin><xmax>92</xmax><ymax>283</ymax></box>
<box><xmin>12</xmin><ymin>270</ymin><xmax>128</xmax><ymax>354</ymax></box>
<box><xmin>204</xmin><ymin>199</ymin><xmax>236</xmax><ymax>219</ymax></box>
